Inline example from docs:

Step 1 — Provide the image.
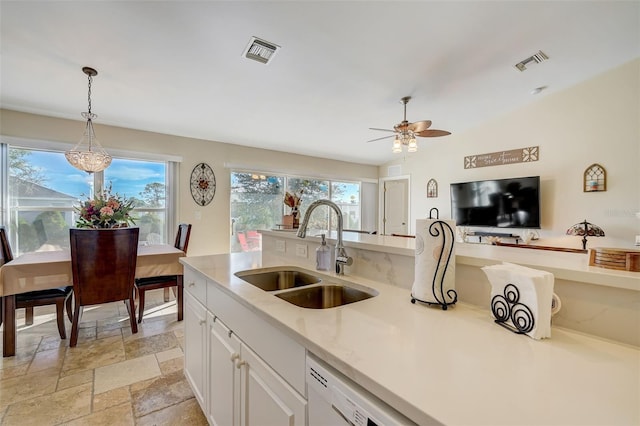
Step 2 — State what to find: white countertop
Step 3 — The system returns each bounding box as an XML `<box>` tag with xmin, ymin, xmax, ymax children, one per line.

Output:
<box><xmin>181</xmin><ymin>252</ymin><xmax>640</xmax><ymax>426</ymax></box>
<box><xmin>261</xmin><ymin>230</ymin><xmax>640</xmax><ymax>291</ymax></box>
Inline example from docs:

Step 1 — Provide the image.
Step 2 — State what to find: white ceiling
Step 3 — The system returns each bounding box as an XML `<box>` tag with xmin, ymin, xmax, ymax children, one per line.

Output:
<box><xmin>1</xmin><ymin>1</ymin><xmax>638</xmax><ymax>166</ymax></box>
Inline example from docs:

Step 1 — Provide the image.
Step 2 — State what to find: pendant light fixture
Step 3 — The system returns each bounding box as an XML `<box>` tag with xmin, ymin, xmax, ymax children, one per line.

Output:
<box><xmin>65</xmin><ymin>66</ymin><xmax>112</xmax><ymax>173</ymax></box>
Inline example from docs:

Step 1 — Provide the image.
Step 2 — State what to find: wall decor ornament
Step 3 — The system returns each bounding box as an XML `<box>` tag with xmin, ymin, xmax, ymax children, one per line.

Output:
<box><xmin>464</xmin><ymin>146</ymin><xmax>539</xmax><ymax>169</ymax></box>
<box><xmin>583</xmin><ymin>163</ymin><xmax>606</xmax><ymax>192</ymax></box>
<box><xmin>426</xmin><ymin>179</ymin><xmax>438</xmax><ymax>198</ymax></box>
<box><xmin>190</xmin><ymin>163</ymin><xmax>216</xmax><ymax>206</ymax></box>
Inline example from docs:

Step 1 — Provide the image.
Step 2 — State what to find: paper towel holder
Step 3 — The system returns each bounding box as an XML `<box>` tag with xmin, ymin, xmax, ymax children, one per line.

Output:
<box><xmin>410</xmin><ymin>217</ymin><xmax>458</xmax><ymax>310</ymax></box>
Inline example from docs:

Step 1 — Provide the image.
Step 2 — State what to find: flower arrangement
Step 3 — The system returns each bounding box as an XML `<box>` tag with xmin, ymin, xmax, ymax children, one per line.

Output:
<box><xmin>75</xmin><ymin>184</ymin><xmax>136</xmax><ymax>229</ymax></box>
<box><xmin>284</xmin><ymin>189</ymin><xmax>303</xmax><ymax>213</ymax></box>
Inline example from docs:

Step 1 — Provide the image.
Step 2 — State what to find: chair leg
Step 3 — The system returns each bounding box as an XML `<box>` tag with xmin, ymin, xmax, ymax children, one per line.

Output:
<box><xmin>55</xmin><ymin>300</ymin><xmax>67</xmax><ymax>339</ymax></box>
<box><xmin>163</xmin><ymin>287</ymin><xmax>170</xmax><ymax>302</ymax></box>
<box><xmin>25</xmin><ymin>306</ymin><xmax>34</xmax><ymax>326</ymax></box>
<box><xmin>137</xmin><ymin>287</ymin><xmax>145</xmax><ymax>323</ymax></box>
<box><xmin>127</xmin><ymin>298</ymin><xmax>138</xmax><ymax>334</ymax></box>
<box><xmin>65</xmin><ymin>293</ymin><xmax>73</xmax><ymax>323</ymax></box>
<box><xmin>177</xmin><ymin>278</ymin><xmax>183</xmax><ymax>322</ymax></box>
<box><xmin>70</xmin><ymin>303</ymin><xmax>82</xmax><ymax>347</ymax></box>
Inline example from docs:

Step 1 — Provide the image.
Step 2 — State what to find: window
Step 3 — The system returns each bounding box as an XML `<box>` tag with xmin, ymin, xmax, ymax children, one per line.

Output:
<box><xmin>331</xmin><ymin>181</ymin><xmax>361</xmax><ymax>231</ymax></box>
<box><xmin>230</xmin><ymin>173</ymin><xmax>284</xmax><ymax>252</ymax></box>
<box><xmin>287</xmin><ymin>177</ymin><xmax>330</xmax><ymax>230</ymax></box>
<box><xmin>104</xmin><ymin>158</ymin><xmax>168</xmax><ymax>244</ymax></box>
<box><xmin>230</xmin><ymin>171</ymin><xmax>362</xmax><ymax>253</ymax></box>
<box><xmin>3</xmin><ymin>145</ymin><xmax>172</xmax><ymax>255</ymax></box>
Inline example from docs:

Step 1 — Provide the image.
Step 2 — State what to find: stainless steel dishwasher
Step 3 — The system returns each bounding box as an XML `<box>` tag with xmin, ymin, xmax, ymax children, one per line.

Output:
<box><xmin>306</xmin><ymin>355</ymin><xmax>415</xmax><ymax>426</ymax></box>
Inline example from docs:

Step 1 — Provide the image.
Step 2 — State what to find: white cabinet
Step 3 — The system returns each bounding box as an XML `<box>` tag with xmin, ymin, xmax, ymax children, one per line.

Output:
<box><xmin>184</xmin><ymin>290</ymin><xmax>207</xmax><ymax>409</ymax></box>
<box><xmin>208</xmin><ymin>314</ymin><xmax>241</xmax><ymax>426</ymax></box>
<box><xmin>184</xmin><ymin>267</ymin><xmax>307</xmax><ymax>426</ymax></box>
<box><xmin>240</xmin><ymin>343</ymin><xmax>307</xmax><ymax>426</ymax></box>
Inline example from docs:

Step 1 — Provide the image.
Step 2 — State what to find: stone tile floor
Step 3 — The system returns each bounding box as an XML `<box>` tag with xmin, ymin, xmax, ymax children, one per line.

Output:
<box><xmin>0</xmin><ymin>289</ymin><xmax>207</xmax><ymax>425</ymax></box>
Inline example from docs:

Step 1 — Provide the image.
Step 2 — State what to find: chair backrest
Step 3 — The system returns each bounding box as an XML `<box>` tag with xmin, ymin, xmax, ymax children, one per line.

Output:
<box><xmin>0</xmin><ymin>226</ymin><xmax>14</xmax><ymax>265</ymax></box>
<box><xmin>237</xmin><ymin>232</ymin><xmax>249</xmax><ymax>251</ymax></box>
<box><xmin>70</xmin><ymin>227</ymin><xmax>139</xmax><ymax>306</ymax></box>
<box><xmin>174</xmin><ymin>223</ymin><xmax>192</xmax><ymax>254</ymax></box>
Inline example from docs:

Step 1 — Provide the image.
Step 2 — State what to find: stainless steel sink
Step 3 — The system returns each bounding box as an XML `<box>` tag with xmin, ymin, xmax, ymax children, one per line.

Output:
<box><xmin>275</xmin><ymin>284</ymin><xmax>376</xmax><ymax>309</ymax></box>
<box><xmin>235</xmin><ymin>267</ymin><xmax>321</xmax><ymax>291</ymax></box>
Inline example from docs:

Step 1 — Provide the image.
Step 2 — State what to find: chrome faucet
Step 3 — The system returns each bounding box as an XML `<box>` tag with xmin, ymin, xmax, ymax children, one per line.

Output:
<box><xmin>297</xmin><ymin>199</ymin><xmax>353</xmax><ymax>275</ymax></box>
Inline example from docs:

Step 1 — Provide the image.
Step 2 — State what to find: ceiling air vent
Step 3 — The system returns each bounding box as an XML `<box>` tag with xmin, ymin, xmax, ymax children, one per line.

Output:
<box><xmin>514</xmin><ymin>50</ymin><xmax>549</xmax><ymax>72</ymax></box>
<box><xmin>243</xmin><ymin>37</ymin><xmax>280</xmax><ymax>65</ymax></box>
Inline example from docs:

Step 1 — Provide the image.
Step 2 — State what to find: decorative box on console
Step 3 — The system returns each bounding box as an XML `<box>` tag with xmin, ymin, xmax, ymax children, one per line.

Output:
<box><xmin>589</xmin><ymin>247</ymin><xmax>640</xmax><ymax>272</ymax></box>
<box><xmin>282</xmin><ymin>215</ymin><xmax>299</xmax><ymax>229</ymax></box>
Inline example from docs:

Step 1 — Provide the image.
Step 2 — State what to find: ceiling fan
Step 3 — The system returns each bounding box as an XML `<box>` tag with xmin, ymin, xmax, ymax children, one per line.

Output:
<box><xmin>368</xmin><ymin>96</ymin><xmax>451</xmax><ymax>153</ymax></box>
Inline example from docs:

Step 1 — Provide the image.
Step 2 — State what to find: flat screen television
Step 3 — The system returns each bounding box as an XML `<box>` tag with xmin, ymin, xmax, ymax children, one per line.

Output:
<box><xmin>450</xmin><ymin>176</ymin><xmax>540</xmax><ymax>229</ymax></box>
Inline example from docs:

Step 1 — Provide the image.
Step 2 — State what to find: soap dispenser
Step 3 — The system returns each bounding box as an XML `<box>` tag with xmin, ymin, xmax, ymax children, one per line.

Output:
<box><xmin>316</xmin><ymin>234</ymin><xmax>331</xmax><ymax>271</ymax></box>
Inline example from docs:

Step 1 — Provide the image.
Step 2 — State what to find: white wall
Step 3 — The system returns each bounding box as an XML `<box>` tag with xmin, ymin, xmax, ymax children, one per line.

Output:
<box><xmin>0</xmin><ymin>109</ymin><xmax>379</xmax><ymax>256</ymax></box>
<box><xmin>380</xmin><ymin>58</ymin><xmax>640</xmax><ymax>249</ymax></box>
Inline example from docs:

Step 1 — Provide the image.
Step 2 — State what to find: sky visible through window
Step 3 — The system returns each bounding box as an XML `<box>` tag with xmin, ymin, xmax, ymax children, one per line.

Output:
<box><xmin>24</xmin><ymin>150</ymin><xmax>164</xmax><ymax>200</ymax></box>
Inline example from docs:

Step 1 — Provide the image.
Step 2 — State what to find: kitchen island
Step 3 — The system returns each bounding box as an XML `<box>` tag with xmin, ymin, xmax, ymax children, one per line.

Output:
<box><xmin>180</xmin><ymin>251</ymin><xmax>639</xmax><ymax>425</ymax></box>
<box><xmin>261</xmin><ymin>230</ymin><xmax>640</xmax><ymax>346</ymax></box>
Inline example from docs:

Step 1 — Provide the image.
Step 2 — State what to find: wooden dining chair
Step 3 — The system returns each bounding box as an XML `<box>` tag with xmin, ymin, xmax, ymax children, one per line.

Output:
<box><xmin>0</xmin><ymin>226</ymin><xmax>72</xmax><ymax>339</ymax></box>
<box><xmin>135</xmin><ymin>223</ymin><xmax>191</xmax><ymax>323</ymax></box>
<box><xmin>69</xmin><ymin>227</ymin><xmax>139</xmax><ymax>347</ymax></box>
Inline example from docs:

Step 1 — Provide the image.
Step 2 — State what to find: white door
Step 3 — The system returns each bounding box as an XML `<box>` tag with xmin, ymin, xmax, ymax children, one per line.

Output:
<box><xmin>209</xmin><ymin>315</ymin><xmax>242</xmax><ymax>426</ymax></box>
<box><xmin>240</xmin><ymin>344</ymin><xmax>307</xmax><ymax>426</ymax></box>
<box><xmin>384</xmin><ymin>179</ymin><xmax>409</xmax><ymax>235</ymax></box>
<box><xmin>184</xmin><ymin>292</ymin><xmax>208</xmax><ymax>411</ymax></box>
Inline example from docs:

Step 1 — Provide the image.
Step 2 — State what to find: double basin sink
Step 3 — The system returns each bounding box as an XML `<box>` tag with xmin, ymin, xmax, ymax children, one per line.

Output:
<box><xmin>234</xmin><ymin>267</ymin><xmax>377</xmax><ymax>309</ymax></box>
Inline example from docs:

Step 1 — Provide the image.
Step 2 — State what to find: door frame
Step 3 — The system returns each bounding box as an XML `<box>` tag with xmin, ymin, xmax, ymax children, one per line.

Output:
<box><xmin>378</xmin><ymin>175</ymin><xmax>411</xmax><ymax>235</ymax></box>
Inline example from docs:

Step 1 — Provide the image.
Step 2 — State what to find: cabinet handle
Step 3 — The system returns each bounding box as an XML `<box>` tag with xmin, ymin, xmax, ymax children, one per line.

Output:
<box><xmin>230</xmin><ymin>353</ymin><xmax>239</xmax><ymax>362</ymax></box>
<box><xmin>199</xmin><ymin>319</ymin><xmax>206</xmax><ymax>326</ymax></box>
<box><xmin>235</xmin><ymin>360</ymin><xmax>246</xmax><ymax>369</ymax></box>
<box><xmin>228</xmin><ymin>330</ymin><xmax>233</xmax><ymax>338</ymax></box>
<box><xmin>188</xmin><ymin>282</ymin><xmax>195</xmax><ymax>287</ymax></box>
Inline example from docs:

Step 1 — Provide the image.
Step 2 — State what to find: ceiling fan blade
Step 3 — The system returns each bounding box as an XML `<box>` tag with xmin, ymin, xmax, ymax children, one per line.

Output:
<box><xmin>416</xmin><ymin>129</ymin><xmax>452</xmax><ymax>138</ymax></box>
<box><xmin>366</xmin><ymin>134</ymin><xmax>395</xmax><ymax>143</ymax></box>
<box><xmin>407</xmin><ymin>120</ymin><xmax>432</xmax><ymax>133</ymax></box>
<box><xmin>369</xmin><ymin>127</ymin><xmax>396</xmax><ymax>133</ymax></box>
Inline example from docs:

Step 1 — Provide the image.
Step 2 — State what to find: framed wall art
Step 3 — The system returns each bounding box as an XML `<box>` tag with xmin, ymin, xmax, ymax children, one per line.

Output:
<box><xmin>427</xmin><ymin>178</ymin><xmax>438</xmax><ymax>198</ymax></box>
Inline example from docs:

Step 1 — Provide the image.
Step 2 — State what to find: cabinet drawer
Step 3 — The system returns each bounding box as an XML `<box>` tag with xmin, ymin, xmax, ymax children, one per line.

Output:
<box><xmin>184</xmin><ymin>269</ymin><xmax>207</xmax><ymax>305</ymax></box>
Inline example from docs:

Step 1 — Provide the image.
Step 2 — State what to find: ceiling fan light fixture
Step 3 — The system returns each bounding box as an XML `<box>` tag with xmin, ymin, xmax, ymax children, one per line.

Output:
<box><xmin>407</xmin><ymin>137</ymin><xmax>418</xmax><ymax>152</ymax></box>
<box><xmin>392</xmin><ymin>137</ymin><xmax>402</xmax><ymax>153</ymax></box>
<box><xmin>369</xmin><ymin>95</ymin><xmax>451</xmax><ymax>153</ymax></box>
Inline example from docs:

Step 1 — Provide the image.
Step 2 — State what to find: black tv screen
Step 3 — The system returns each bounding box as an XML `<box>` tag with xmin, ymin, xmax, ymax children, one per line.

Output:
<box><xmin>450</xmin><ymin>176</ymin><xmax>540</xmax><ymax>228</ymax></box>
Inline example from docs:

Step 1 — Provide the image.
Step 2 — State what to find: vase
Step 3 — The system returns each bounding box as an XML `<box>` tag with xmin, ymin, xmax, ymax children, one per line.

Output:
<box><xmin>290</xmin><ymin>207</ymin><xmax>300</xmax><ymax>228</ymax></box>
<box><xmin>89</xmin><ymin>222</ymin><xmax>129</xmax><ymax>229</ymax></box>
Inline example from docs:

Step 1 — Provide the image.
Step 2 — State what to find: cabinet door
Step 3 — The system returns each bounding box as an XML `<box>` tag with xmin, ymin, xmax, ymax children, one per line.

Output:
<box><xmin>240</xmin><ymin>344</ymin><xmax>307</xmax><ymax>426</ymax></box>
<box><xmin>209</xmin><ymin>314</ymin><xmax>242</xmax><ymax>426</ymax></box>
<box><xmin>184</xmin><ymin>291</ymin><xmax>208</xmax><ymax>411</ymax></box>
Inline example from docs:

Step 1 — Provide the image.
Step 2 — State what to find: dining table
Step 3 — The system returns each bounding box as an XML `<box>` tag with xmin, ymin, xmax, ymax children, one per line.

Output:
<box><xmin>0</xmin><ymin>244</ymin><xmax>185</xmax><ymax>357</ymax></box>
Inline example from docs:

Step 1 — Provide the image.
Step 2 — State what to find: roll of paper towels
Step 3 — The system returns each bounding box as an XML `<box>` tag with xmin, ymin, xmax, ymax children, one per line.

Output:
<box><xmin>411</xmin><ymin>219</ymin><xmax>456</xmax><ymax>305</ymax></box>
<box><xmin>551</xmin><ymin>293</ymin><xmax>562</xmax><ymax>316</ymax></box>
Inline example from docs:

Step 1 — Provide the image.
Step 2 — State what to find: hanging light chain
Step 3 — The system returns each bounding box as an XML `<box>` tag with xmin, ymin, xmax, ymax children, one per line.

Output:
<box><xmin>87</xmin><ymin>73</ymin><xmax>93</xmax><ymax>115</ymax></box>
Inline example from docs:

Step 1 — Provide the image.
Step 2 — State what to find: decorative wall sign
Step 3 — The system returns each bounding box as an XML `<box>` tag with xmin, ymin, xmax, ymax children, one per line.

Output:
<box><xmin>190</xmin><ymin>163</ymin><xmax>216</xmax><ymax>206</ymax></box>
<box><xmin>464</xmin><ymin>146</ymin><xmax>539</xmax><ymax>169</ymax></box>
<box><xmin>427</xmin><ymin>178</ymin><xmax>438</xmax><ymax>198</ymax></box>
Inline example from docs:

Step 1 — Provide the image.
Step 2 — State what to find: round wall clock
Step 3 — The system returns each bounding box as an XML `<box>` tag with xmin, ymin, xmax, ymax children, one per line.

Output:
<box><xmin>190</xmin><ymin>163</ymin><xmax>216</xmax><ymax>206</ymax></box>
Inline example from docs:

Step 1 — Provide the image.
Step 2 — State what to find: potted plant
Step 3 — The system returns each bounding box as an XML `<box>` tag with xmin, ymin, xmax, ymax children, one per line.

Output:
<box><xmin>283</xmin><ymin>190</ymin><xmax>303</xmax><ymax>229</ymax></box>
